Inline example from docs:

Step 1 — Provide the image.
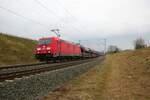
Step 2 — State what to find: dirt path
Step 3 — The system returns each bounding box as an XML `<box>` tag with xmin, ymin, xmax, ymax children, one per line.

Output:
<box><xmin>42</xmin><ymin>49</ymin><xmax>150</xmax><ymax>100</ymax></box>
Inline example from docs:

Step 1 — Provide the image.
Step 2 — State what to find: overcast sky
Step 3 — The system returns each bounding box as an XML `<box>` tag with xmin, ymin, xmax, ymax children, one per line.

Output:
<box><xmin>0</xmin><ymin>0</ymin><xmax>150</xmax><ymax>51</ymax></box>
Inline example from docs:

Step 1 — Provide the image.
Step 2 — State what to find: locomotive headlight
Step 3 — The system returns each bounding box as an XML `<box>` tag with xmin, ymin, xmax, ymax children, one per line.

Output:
<box><xmin>37</xmin><ymin>48</ymin><xmax>41</xmax><ymax>50</ymax></box>
<box><xmin>46</xmin><ymin>47</ymin><xmax>51</xmax><ymax>50</ymax></box>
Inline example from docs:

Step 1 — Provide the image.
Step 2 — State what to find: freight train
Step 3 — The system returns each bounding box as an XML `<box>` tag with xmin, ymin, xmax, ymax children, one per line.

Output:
<box><xmin>35</xmin><ymin>36</ymin><xmax>102</xmax><ymax>62</ymax></box>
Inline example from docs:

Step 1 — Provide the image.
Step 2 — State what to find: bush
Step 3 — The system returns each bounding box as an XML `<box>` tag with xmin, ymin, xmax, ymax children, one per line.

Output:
<box><xmin>107</xmin><ymin>45</ymin><xmax>120</xmax><ymax>53</ymax></box>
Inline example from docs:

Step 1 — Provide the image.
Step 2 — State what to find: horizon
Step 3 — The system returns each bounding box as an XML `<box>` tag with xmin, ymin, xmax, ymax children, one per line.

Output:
<box><xmin>0</xmin><ymin>0</ymin><xmax>150</xmax><ymax>51</ymax></box>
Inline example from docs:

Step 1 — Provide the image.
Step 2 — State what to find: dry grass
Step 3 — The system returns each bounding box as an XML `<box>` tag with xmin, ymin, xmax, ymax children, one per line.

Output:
<box><xmin>0</xmin><ymin>33</ymin><xmax>37</xmax><ymax>66</ymax></box>
<box><xmin>43</xmin><ymin>48</ymin><xmax>150</xmax><ymax>100</ymax></box>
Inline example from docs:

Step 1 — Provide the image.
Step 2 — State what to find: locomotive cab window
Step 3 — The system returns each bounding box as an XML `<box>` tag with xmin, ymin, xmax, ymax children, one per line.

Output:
<box><xmin>39</xmin><ymin>39</ymin><xmax>52</xmax><ymax>44</ymax></box>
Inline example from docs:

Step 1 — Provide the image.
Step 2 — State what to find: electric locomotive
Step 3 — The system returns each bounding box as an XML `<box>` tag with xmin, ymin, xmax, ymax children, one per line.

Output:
<box><xmin>35</xmin><ymin>37</ymin><xmax>81</xmax><ymax>61</ymax></box>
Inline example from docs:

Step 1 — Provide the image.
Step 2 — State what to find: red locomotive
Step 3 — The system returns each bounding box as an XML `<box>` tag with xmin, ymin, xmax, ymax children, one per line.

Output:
<box><xmin>35</xmin><ymin>36</ymin><xmax>101</xmax><ymax>62</ymax></box>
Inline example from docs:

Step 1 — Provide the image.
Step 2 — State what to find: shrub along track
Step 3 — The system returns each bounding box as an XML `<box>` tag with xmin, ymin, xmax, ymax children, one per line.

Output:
<box><xmin>0</xmin><ymin>58</ymin><xmax>98</xmax><ymax>82</ymax></box>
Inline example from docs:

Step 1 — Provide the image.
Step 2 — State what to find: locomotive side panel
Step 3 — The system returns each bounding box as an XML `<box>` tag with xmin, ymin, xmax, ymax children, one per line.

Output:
<box><xmin>60</xmin><ymin>40</ymin><xmax>81</xmax><ymax>57</ymax></box>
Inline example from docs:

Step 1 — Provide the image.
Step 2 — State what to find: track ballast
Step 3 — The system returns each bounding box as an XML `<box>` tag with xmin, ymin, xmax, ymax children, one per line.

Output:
<box><xmin>0</xmin><ymin>58</ymin><xmax>97</xmax><ymax>82</ymax></box>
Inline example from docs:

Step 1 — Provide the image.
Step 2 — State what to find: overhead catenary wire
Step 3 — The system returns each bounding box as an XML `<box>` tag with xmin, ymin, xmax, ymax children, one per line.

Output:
<box><xmin>33</xmin><ymin>0</ymin><xmax>60</xmax><ymax>18</ymax></box>
<box><xmin>55</xmin><ymin>0</ymin><xmax>76</xmax><ymax>20</ymax></box>
<box><xmin>79</xmin><ymin>39</ymin><xmax>107</xmax><ymax>52</ymax></box>
<box><xmin>0</xmin><ymin>1</ymin><xmax>85</xmax><ymax>36</ymax></box>
<box><xmin>34</xmin><ymin>0</ymin><xmax>85</xmax><ymax>34</ymax></box>
<box><xmin>0</xmin><ymin>6</ymin><xmax>51</xmax><ymax>29</ymax></box>
<box><xmin>55</xmin><ymin>0</ymin><xmax>88</xmax><ymax>31</ymax></box>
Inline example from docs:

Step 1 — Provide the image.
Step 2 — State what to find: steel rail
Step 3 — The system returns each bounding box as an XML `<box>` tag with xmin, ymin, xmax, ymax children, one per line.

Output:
<box><xmin>0</xmin><ymin>62</ymin><xmax>46</xmax><ymax>70</ymax></box>
<box><xmin>0</xmin><ymin>58</ymin><xmax>97</xmax><ymax>82</ymax></box>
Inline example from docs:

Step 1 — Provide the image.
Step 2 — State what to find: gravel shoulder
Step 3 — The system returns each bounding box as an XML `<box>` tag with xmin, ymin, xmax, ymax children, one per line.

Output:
<box><xmin>43</xmin><ymin>48</ymin><xmax>150</xmax><ymax>100</ymax></box>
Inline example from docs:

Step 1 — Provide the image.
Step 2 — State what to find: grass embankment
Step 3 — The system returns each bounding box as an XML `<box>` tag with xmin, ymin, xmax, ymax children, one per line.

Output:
<box><xmin>0</xmin><ymin>33</ymin><xmax>37</xmax><ymax>66</ymax></box>
<box><xmin>44</xmin><ymin>48</ymin><xmax>150</xmax><ymax>100</ymax></box>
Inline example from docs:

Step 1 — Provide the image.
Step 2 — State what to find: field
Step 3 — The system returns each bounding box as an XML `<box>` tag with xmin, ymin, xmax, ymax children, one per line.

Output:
<box><xmin>43</xmin><ymin>48</ymin><xmax>150</xmax><ymax>100</ymax></box>
<box><xmin>0</xmin><ymin>33</ymin><xmax>37</xmax><ymax>66</ymax></box>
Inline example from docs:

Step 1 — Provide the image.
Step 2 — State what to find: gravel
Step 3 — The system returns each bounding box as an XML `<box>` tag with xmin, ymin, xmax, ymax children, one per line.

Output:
<box><xmin>0</xmin><ymin>58</ymin><xmax>102</xmax><ymax>100</ymax></box>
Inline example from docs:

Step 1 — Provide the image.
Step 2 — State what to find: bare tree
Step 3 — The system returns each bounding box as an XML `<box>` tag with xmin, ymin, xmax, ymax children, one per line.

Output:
<box><xmin>107</xmin><ymin>45</ymin><xmax>120</xmax><ymax>53</ymax></box>
<box><xmin>134</xmin><ymin>38</ymin><xmax>146</xmax><ymax>49</ymax></box>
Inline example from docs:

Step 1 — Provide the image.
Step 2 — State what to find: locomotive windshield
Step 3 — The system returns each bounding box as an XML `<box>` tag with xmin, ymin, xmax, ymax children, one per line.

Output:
<box><xmin>39</xmin><ymin>39</ymin><xmax>51</xmax><ymax>44</ymax></box>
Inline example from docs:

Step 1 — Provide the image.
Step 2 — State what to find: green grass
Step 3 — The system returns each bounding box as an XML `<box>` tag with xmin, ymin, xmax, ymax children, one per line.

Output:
<box><xmin>0</xmin><ymin>33</ymin><xmax>38</xmax><ymax>66</ymax></box>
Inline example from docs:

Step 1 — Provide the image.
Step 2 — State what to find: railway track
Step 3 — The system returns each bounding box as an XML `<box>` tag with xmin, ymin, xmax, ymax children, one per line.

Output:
<box><xmin>0</xmin><ymin>58</ymin><xmax>97</xmax><ymax>82</ymax></box>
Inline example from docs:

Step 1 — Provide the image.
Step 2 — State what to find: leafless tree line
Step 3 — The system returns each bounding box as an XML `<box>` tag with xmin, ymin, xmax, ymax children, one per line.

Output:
<box><xmin>107</xmin><ymin>37</ymin><xmax>149</xmax><ymax>54</ymax></box>
<box><xmin>134</xmin><ymin>38</ymin><xmax>146</xmax><ymax>49</ymax></box>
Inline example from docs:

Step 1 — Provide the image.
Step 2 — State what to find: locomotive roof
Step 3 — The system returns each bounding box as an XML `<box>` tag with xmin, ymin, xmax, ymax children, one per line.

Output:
<box><xmin>39</xmin><ymin>36</ymin><xmax>59</xmax><ymax>40</ymax></box>
<box><xmin>39</xmin><ymin>37</ymin><xmax>80</xmax><ymax>46</ymax></box>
